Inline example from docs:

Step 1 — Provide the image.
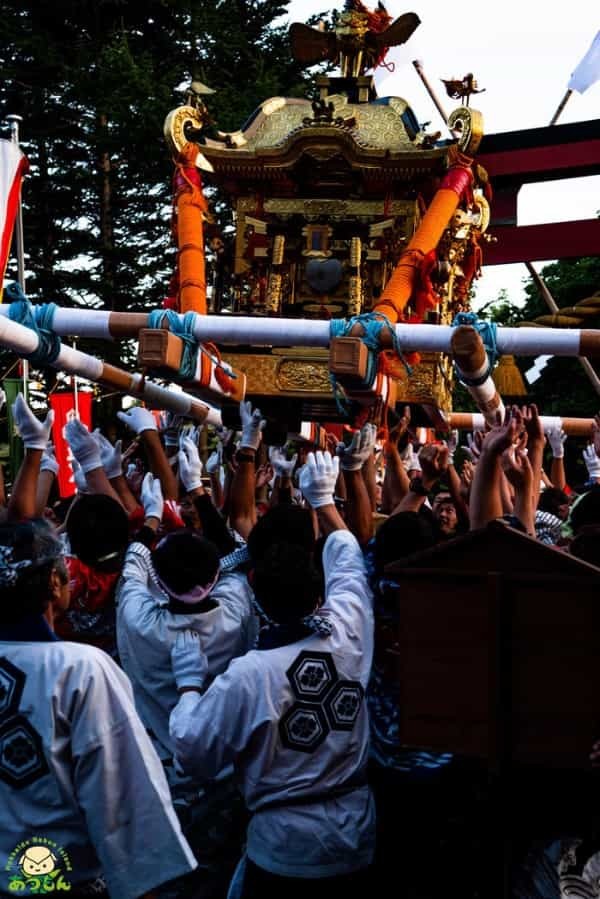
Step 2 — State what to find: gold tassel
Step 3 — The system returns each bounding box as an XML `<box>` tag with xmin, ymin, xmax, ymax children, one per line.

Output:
<box><xmin>492</xmin><ymin>355</ymin><xmax>527</xmax><ymax>397</ymax></box>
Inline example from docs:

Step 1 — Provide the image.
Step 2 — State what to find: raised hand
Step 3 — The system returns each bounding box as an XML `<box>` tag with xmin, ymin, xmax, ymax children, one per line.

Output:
<box><xmin>546</xmin><ymin>426</ymin><xmax>567</xmax><ymax>459</ymax></box>
<box><xmin>239</xmin><ymin>400</ymin><xmax>266</xmax><ymax>450</ymax></box>
<box><xmin>479</xmin><ymin>408</ymin><xmax>522</xmax><ymax>458</ymax></box>
<box><xmin>141</xmin><ymin>471</ymin><xmax>164</xmax><ymax>521</ymax></box>
<box><xmin>520</xmin><ymin>404</ymin><xmax>544</xmax><ymax>444</ymax></box>
<box><xmin>583</xmin><ymin>444</ymin><xmax>600</xmax><ymax>481</ymax></box>
<box><xmin>269</xmin><ymin>446</ymin><xmax>298</xmax><ymax>479</ymax></box>
<box><xmin>298</xmin><ymin>451</ymin><xmax>340</xmax><ymax>509</ymax></box>
<box><xmin>93</xmin><ymin>429</ymin><xmax>123</xmax><ymax>479</ymax></box>
<box><xmin>12</xmin><ymin>394</ymin><xmax>54</xmax><ymax>450</ymax></box>
<box><xmin>256</xmin><ymin>463</ymin><xmax>275</xmax><ymax>489</ymax></box>
<box><xmin>159</xmin><ymin>411</ymin><xmax>185</xmax><ymax>448</ymax></box>
<box><xmin>178</xmin><ymin>435</ymin><xmax>204</xmax><ymax>492</ymax></box>
<box><xmin>65</xmin><ymin>419</ymin><xmax>102</xmax><ymax>473</ymax></box>
<box><xmin>205</xmin><ymin>445</ymin><xmax>223</xmax><ymax>476</ymax></box>
<box><xmin>386</xmin><ymin>405</ymin><xmax>411</xmax><ymax>452</ymax></box>
<box><xmin>500</xmin><ymin>438</ymin><xmax>532</xmax><ymax>492</ymax></box>
<box><xmin>418</xmin><ymin>443</ymin><xmax>449</xmax><ymax>488</ymax></box>
<box><xmin>336</xmin><ymin>423</ymin><xmax>377</xmax><ymax>471</ymax></box>
<box><xmin>117</xmin><ymin>406</ymin><xmax>157</xmax><ymax>436</ymax></box>
<box><xmin>463</xmin><ymin>430</ymin><xmax>484</xmax><ymax>462</ymax></box>
<box><xmin>445</xmin><ymin>429</ymin><xmax>459</xmax><ymax>466</ymax></box>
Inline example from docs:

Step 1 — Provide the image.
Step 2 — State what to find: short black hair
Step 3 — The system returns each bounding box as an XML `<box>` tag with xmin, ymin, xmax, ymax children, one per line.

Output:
<box><xmin>571</xmin><ymin>486</ymin><xmax>600</xmax><ymax>535</ymax></box>
<box><xmin>247</xmin><ymin>505</ymin><xmax>315</xmax><ymax>563</ymax></box>
<box><xmin>253</xmin><ymin>542</ymin><xmax>323</xmax><ymax>623</ymax></box>
<box><xmin>152</xmin><ymin>530</ymin><xmax>220</xmax><ymax>595</ymax></box>
<box><xmin>66</xmin><ymin>495</ymin><xmax>129</xmax><ymax>572</ymax></box>
<box><xmin>374</xmin><ymin>511</ymin><xmax>436</xmax><ymax>575</ymax></box>
<box><xmin>538</xmin><ymin>487</ymin><xmax>569</xmax><ymax>518</ymax></box>
<box><xmin>0</xmin><ymin>519</ymin><xmax>66</xmax><ymax>624</ymax></box>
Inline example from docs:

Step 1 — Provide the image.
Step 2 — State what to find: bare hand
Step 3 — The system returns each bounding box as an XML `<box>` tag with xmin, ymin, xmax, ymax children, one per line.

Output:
<box><xmin>255</xmin><ymin>463</ymin><xmax>274</xmax><ymax>489</ymax></box>
<box><xmin>419</xmin><ymin>443</ymin><xmax>449</xmax><ymax>487</ymax></box>
<box><xmin>480</xmin><ymin>409</ymin><xmax>522</xmax><ymax>458</ymax></box>
<box><xmin>500</xmin><ymin>435</ymin><xmax>532</xmax><ymax>492</ymax></box>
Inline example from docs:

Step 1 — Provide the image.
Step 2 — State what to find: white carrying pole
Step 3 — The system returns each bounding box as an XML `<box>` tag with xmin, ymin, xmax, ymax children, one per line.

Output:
<box><xmin>0</xmin><ymin>314</ymin><xmax>222</xmax><ymax>426</ymax></box>
<box><xmin>447</xmin><ymin>412</ymin><xmax>593</xmax><ymax>438</ymax></box>
<box><xmin>1</xmin><ymin>306</ymin><xmax>599</xmax><ymax>358</ymax></box>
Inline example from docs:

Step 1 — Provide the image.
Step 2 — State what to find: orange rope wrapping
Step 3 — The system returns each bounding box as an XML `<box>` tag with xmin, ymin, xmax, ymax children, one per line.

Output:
<box><xmin>174</xmin><ymin>143</ymin><xmax>209</xmax><ymax>314</ymax></box>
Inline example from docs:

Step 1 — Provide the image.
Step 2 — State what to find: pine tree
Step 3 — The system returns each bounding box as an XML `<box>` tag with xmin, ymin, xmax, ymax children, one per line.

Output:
<box><xmin>0</xmin><ymin>0</ymin><xmax>322</xmax><ymax>317</ymax></box>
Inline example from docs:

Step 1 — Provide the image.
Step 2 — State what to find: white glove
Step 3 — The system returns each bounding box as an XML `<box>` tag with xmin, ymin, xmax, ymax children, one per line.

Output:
<box><xmin>171</xmin><ymin>630</ymin><xmax>209</xmax><ymax>691</ymax></box>
<box><xmin>269</xmin><ymin>446</ymin><xmax>298</xmax><ymax>479</ymax></box>
<box><xmin>299</xmin><ymin>451</ymin><xmax>339</xmax><ymax>509</ymax></box>
<box><xmin>178</xmin><ymin>436</ymin><xmax>203</xmax><ymax>492</ymax></box>
<box><xmin>93</xmin><ymin>429</ymin><xmax>123</xmax><ymax>479</ymax></box>
<box><xmin>141</xmin><ymin>471</ymin><xmax>164</xmax><ymax>521</ymax></box>
<box><xmin>239</xmin><ymin>400</ymin><xmax>266</xmax><ymax>450</ymax></box>
<box><xmin>336</xmin><ymin>423</ymin><xmax>377</xmax><ymax>471</ymax></box>
<box><xmin>0</xmin><ymin>389</ymin><xmax>5</xmax><ymax>413</ymax></box>
<box><xmin>12</xmin><ymin>394</ymin><xmax>54</xmax><ymax>450</ymax></box>
<box><xmin>187</xmin><ymin>424</ymin><xmax>204</xmax><ymax>446</ymax></box>
<box><xmin>547</xmin><ymin>427</ymin><xmax>567</xmax><ymax>459</ymax></box>
<box><xmin>117</xmin><ymin>406</ymin><xmax>157</xmax><ymax>435</ymax></box>
<box><xmin>205</xmin><ymin>445</ymin><xmax>222</xmax><ymax>476</ymax></box>
<box><xmin>159</xmin><ymin>411</ymin><xmax>184</xmax><ymax>447</ymax></box>
<box><xmin>64</xmin><ymin>419</ymin><xmax>102</xmax><ymax>473</ymax></box>
<box><xmin>40</xmin><ymin>444</ymin><xmax>59</xmax><ymax>476</ymax></box>
<box><xmin>400</xmin><ymin>443</ymin><xmax>421</xmax><ymax>474</ymax></box>
<box><xmin>583</xmin><ymin>444</ymin><xmax>600</xmax><ymax>480</ymax></box>
<box><xmin>71</xmin><ymin>458</ymin><xmax>90</xmax><ymax>494</ymax></box>
<box><xmin>445</xmin><ymin>429</ymin><xmax>459</xmax><ymax>467</ymax></box>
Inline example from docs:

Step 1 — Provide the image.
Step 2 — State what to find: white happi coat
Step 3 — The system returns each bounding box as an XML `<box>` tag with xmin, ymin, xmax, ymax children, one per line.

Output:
<box><xmin>116</xmin><ymin>541</ymin><xmax>257</xmax><ymax>762</ymax></box>
<box><xmin>170</xmin><ymin>529</ymin><xmax>375</xmax><ymax>878</ymax></box>
<box><xmin>0</xmin><ymin>637</ymin><xmax>196</xmax><ymax>898</ymax></box>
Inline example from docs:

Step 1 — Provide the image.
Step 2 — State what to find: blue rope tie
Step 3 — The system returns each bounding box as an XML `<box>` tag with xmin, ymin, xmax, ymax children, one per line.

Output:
<box><xmin>148</xmin><ymin>309</ymin><xmax>200</xmax><ymax>380</ymax></box>
<box><xmin>5</xmin><ymin>283</ymin><xmax>61</xmax><ymax>367</ymax></box>
<box><xmin>329</xmin><ymin>312</ymin><xmax>412</xmax><ymax>413</ymax></box>
<box><xmin>451</xmin><ymin>311</ymin><xmax>498</xmax><ymax>386</ymax></box>
<box><xmin>148</xmin><ymin>310</ymin><xmax>237</xmax><ymax>384</ymax></box>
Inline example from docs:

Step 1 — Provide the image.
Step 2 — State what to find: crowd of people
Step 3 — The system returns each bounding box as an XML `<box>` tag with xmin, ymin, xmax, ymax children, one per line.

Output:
<box><xmin>1</xmin><ymin>388</ymin><xmax>600</xmax><ymax>898</ymax></box>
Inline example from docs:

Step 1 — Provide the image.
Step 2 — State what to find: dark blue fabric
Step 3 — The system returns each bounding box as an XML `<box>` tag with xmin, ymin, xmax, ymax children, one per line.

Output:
<box><xmin>0</xmin><ymin>614</ymin><xmax>58</xmax><ymax>642</ymax></box>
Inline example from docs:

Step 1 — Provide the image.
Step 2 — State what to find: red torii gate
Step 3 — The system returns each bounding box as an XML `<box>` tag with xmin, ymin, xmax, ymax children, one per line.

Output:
<box><xmin>477</xmin><ymin>117</ymin><xmax>600</xmax><ymax>264</ymax></box>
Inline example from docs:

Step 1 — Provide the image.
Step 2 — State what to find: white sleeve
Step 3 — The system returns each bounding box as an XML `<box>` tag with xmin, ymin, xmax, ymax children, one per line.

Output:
<box><xmin>170</xmin><ymin>657</ymin><xmax>266</xmax><ymax>781</ymax></box>
<box><xmin>69</xmin><ymin>653</ymin><xmax>196</xmax><ymax>899</ymax></box>
<box><xmin>119</xmin><ymin>541</ymin><xmax>153</xmax><ymax>586</ymax></box>
<box><xmin>321</xmin><ymin>529</ymin><xmax>373</xmax><ymax>618</ymax></box>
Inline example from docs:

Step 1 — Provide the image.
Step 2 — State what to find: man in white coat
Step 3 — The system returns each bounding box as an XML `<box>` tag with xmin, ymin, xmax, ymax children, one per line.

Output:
<box><xmin>169</xmin><ymin>451</ymin><xmax>375</xmax><ymax>898</ymax></box>
<box><xmin>0</xmin><ymin>517</ymin><xmax>197</xmax><ymax>899</ymax></box>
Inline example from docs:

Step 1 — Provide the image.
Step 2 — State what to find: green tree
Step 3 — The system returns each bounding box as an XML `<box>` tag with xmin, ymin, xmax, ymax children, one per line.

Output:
<box><xmin>0</xmin><ymin>0</ymin><xmax>323</xmax><ymax>318</ymax></box>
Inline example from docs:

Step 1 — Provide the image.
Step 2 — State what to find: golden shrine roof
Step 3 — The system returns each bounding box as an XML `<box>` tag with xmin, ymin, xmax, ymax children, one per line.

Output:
<box><xmin>193</xmin><ymin>92</ymin><xmax>450</xmax><ymax>176</ymax></box>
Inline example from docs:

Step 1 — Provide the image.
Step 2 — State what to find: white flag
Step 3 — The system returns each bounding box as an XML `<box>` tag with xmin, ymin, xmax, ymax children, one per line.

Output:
<box><xmin>0</xmin><ymin>138</ymin><xmax>28</xmax><ymax>289</ymax></box>
<box><xmin>568</xmin><ymin>30</ymin><xmax>600</xmax><ymax>94</ymax></box>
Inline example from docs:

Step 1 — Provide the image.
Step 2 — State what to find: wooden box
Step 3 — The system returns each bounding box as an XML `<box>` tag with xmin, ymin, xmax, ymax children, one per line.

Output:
<box><xmin>383</xmin><ymin>522</ymin><xmax>600</xmax><ymax>769</ymax></box>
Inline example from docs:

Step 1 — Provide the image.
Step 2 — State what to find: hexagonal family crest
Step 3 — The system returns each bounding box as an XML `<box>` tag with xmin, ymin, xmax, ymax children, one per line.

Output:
<box><xmin>4</xmin><ymin>836</ymin><xmax>72</xmax><ymax>894</ymax></box>
<box><xmin>280</xmin><ymin>651</ymin><xmax>364</xmax><ymax>753</ymax></box>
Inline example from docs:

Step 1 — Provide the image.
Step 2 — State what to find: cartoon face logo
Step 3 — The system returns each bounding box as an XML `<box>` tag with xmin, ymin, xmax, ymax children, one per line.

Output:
<box><xmin>19</xmin><ymin>845</ymin><xmax>57</xmax><ymax>877</ymax></box>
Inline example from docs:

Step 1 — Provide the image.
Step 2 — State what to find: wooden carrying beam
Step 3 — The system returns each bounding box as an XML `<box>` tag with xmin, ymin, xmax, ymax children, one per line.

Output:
<box><xmin>137</xmin><ymin>328</ymin><xmax>246</xmax><ymax>403</ymax></box>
